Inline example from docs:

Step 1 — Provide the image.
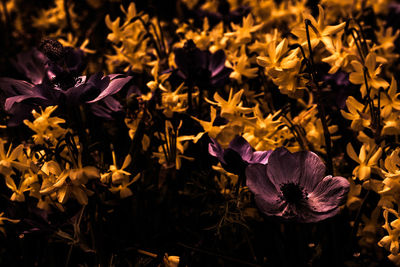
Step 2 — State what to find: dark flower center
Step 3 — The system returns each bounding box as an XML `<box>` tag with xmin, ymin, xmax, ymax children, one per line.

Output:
<box><xmin>280</xmin><ymin>182</ymin><xmax>307</xmax><ymax>204</ymax></box>
<box><xmin>39</xmin><ymin>39</ymin><xmax>65</xmax><ymax>62</ymax></box>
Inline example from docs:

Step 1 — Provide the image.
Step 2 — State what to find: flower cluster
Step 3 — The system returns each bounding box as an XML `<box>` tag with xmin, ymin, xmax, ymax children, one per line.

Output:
<box><xmin>1</xmin><ymin>0</ymin><xmax>400</xmax><ymax>266</ymax></box>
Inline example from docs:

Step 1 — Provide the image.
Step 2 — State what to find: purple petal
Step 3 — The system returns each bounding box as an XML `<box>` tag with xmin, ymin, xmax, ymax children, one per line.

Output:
<box><xmin>229</xmin><ymin>136</ymin><xmax>253</xmax><ymax>163</ymax></box>
<box><xmin>87</xmin><ymin>75</ymin><xmax>131</xmax><ymax>103</ymax></box>
<box><xmin>0</xmin><ymin>78</ymin><xmax>34</xmax><ymax>96</ymax></box>
<box><xmin>246</xmin><ymin>164</ymin><xmax>283</xmax><ymax>215</ymax></box>
<box><xmin>250</xmin><ymin>150</ymin><xmax>272</xmax><ymax>164</ymax></box>
<box><xmin>5</xmin><ymin>94</ymin><xmax>46</xmax><ymax>111</ymax></box>
<box><xmin>293</xmin><ymin>151</ymin><xmax>326</xmax><ymax>192</ymax></box>
<box><xmin>102</xmin><ymin>96</ymin><xmax>122</xmax><ymax>112</ymax></box>
<box><xmin>63</xmin><ymin>83</ymin><xmax>95</xmax><ymax>104</ymax></box>
<box><xmin>266</xmin><ymin>147</ymin><xmax>301</xmax><ymax>186</ymax></box>
<box><xmin>208</xmin><ymin>138</ymin><xmax>225</xmax><ymax>164</ymax></box>
<box><xmin>308</xmin><ymin>175</ymin><xmax>350</xmax><ymax>214</ymax></box>
<box><xmin>12</xmin><ymin>49</ymin><xmax>47</xmax><ymax>84</ymax></box>
<box><xmin>89</xmin><ymin>103</ymin><xmax>113</xmax><ymax>120</ymax></box>
<box><xmin>209</xmin><ymin>50</ymin><xmax>226</xmax><ymax>77</ymax></box>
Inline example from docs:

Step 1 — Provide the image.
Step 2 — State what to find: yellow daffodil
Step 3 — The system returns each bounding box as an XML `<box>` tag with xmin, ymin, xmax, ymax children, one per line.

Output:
<box><xmin>109</xmin><ymin>173</ymin><xmax>140</xmax><ymax>198</ymax></box>
<box><xmin>24</xmin><ymin>106</ymin><xmax>67</xmax><ymax>145</ymax></box>
<box><xmin>153</xmin><ymin>121</ymin><xmax>194</xmax><ymax>169</ymax></box>
<box><xmin>40</xmin><ymin>161</ymin><xmax>96</xmax><ymax>205</ymax></box>
<box><xmin>382</xmin><ymin>113</ymin><xmax>400</xmax><ymax>136</ymax></box>
<box><xmin>322</xmin><ymin>34</ymin><xmax>353</xmax><ymax>74</ymax></box>
<box><xmin>347</xmin><ymin>143</ymin><xmax>382</xmax><ymax>180</ymax></box>
<box><xmin>101</xmin><ymin>151</ymin><xmax>132</xmax><ymax>184</ymax></box>
<box><xmin>0</xmin><ymin>140</ymin><xmax>28</xmax><ymax>176</ymax></box>
<box><xmin>379</xmin><ymin>208</ymin><xmax>400</xmax><ymax>255</ymax></box>
<box><xmin>5</xmin><ymin>175</ymin><xmax>31</xmax><ymax>202</ymax></box>
<box><xmin>0</xmin><ymin>212</ymin><xmax>20</xmax><ymax>235</ymax></box>
<box><xmin>192</xmin><ymin>106</ymin><xmax>222</xmax><ymax>142</ymax></box>
<box><xmin>257</xmin><ymin>38</ymin><xmax>298</xmax><ymax>72</ymax></box>
<box><xmin>375</xmin><ymin>77</ymin><xmax>400</xmax><ymax>118</ymax></box>
<box><xmin>205</xmin><ymin>88</ymin><xmax>252</xmax><ymax>119</ymax></box>
<box><xmin>349</xmin><ymin>53</ymin><xmax>389</xmax><ymax>98</ymax></box>
<box><xmin>227</xmin><ymin>46</ymin><xmax>259</xmax><ymax>83</ymax></box>
<box><xmin>224</xmin><ymin>14</ymin><xmax>263</xmax><ymax>45</ymax></box>
<box><xmin>341</xmin><ymin>96</ymin><xmax>371</xmax><ymax>131</ymax></box>
<box><xmin>291</xmin><ymin>4</ymin><xmax>346</xmax><ymax>49</ymax></box>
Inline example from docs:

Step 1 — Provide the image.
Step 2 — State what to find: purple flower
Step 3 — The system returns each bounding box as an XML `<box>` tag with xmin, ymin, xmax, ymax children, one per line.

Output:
<box><xmin>0</xmin><ymin>41</ymin><xmax>131</xmax><ymax>125</ymax></box>
<box><xmin>246</xmin><ymin>147</ymin><xmax>350</xmax><ymax>223</ymax></box>
<box><xmin>209</xmin><ymin>136</ymin><xmax>272</xmax><ymax>175</ymax></box>
<box><xmin>174</xmin><ymin>40</ymin><xmax>232</xmax><ymax>89</ymax></box>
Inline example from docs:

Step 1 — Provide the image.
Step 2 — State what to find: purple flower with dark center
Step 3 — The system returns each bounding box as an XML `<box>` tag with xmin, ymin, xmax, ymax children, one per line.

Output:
<box><xmin>209</xmin><ymin>136</ymin><xmax>272</xmax><ymax>175</ymax></box>
<box><xmin>174</xmin><ymin>40</ymin><xmax>232</xmax><ymax>89</ymax></box>
<box><xmin>0</xmin><ymin>40</ymin><xmax>131</xmax><ymax>125</ymax></box>
<box><xmin>246</xmin><ymin>147</ymin><xmax>350</xmax><ymax>223</ymax></box>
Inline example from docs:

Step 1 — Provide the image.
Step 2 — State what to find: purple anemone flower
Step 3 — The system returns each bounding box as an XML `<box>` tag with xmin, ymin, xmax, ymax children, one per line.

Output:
<box><xmin>0</xmin><ymin>41</ymin><xmax>131</xmax><ymax>125</ymax></box>
<box><xmin>246</xmin><ymin>147</ymin><xmax>350</xmax><ymax>223</ymax></box>
<box><xmin>174</xmin><ymin>40</ymin><xmax>232</xmax><ymax>89</ymax></box>
<box><xmin>209</xmin><ymin>136</ymin><xmax>272</xmax><ymax>175</ymax></box>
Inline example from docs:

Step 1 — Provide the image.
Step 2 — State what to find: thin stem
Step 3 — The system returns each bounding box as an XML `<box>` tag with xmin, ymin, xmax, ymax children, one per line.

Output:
<box><xmin>63</xmin><ymin>0</ymin><xmax>74</xmax><ymax>34</ymax></box>
<box><xmin>305</xmin><ymin>19</ymin><xmax>334</xmax><ymax>174</ymax></box>
<box><xmin>133</xmin><ymin>16</ymin><xmax>162</xmax><ymax>59</ymax></box>
<box><xmin>281</xmin><ymin>114</ymin><xmax>307</xmax><ymax>151</ymax></box>
<box><xmin>347</xmin><ymin>28</ymin><xmax>365</xmax><ymax>63</ymax></box>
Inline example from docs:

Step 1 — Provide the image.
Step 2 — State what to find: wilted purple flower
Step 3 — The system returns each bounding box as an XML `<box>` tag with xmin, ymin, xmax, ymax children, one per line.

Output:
<box><xmin>209</xmin><ymin>136</ymin><xmax>271</xmax><ymax>175</ymax></box>
<box><xmin>246</xmin><ymin>147</ymin><xmax>349</xmax><ymax>223</ymax></box>
<box><xmin>174</xmin><ymin>40</ymin><xmax>232</xmax><ymax>89</ymax></box>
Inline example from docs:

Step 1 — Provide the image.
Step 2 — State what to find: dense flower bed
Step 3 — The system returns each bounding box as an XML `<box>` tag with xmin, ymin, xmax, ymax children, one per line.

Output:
<box><xmin>1</xmin><ymin>0</ymin><xmax>400</xmax><ymax>266</ymax></box>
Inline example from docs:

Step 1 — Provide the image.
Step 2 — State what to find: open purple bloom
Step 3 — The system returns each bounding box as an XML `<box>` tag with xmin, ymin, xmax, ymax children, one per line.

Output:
<box><xmin>209</xmin><ymin>136</ymin><xmax>272</xmax><ymax>175</ymax></box>
<box><xmin>0</xmin><ymin>41</ymin><xmax>131</xmax><ymax>125</ymax></box>
<box><xmin>246</xmin><ymin>147</ymin><xmax>349</xmax><ymax>223</ymax></box>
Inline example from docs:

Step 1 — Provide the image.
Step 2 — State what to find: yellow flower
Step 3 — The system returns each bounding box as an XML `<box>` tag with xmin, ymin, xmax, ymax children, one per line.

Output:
<box><xmin>257</xmin><ymin>38</ymin><xmax>298</xmax><ymax>73</ymax></box>
<box><xmin>0</xmin><ymin>141</ymin><xmax>28</xmax><ymax>176</ymax></box>
<box><xmin>192</xmin><ymin>106</ymin><xmax>222</xmax><ymax>142</ymax></box>
<box><xmin>0</xmin><ymin>212</ymin><xmax>20</xmax><ymax>236</ymax></box>
<box><xmin>291</xmin><ymin>4</ymin><xmax>346</xmax><ymax>49</ymax></box>
<box><xmin>373</xmin><ymin>25</ymin><xmax>400</xmax><ymax>53</ymax></box>
<box><xmin>349</xmin><ymin>53</ymin><xmax>389</xmax><ymax>98</ymax></box>
<box><xmin>375</xmin><ymin>77</ymin><xmax>400</xmax><ymax>118</ymax></box>
<box><xmin>40</xmin><ymin>160</ymin><xmax>96</xmax><ymax>205</ymax></box>
<box><xmin>227</xmin><ymin>46</ymin><xmax>259</xmax><ymax>83</ymax></box>
<box><xmin>381</xmin><ymin>113</ymin><xmax>400</xmax><ymax>136</ymax></box>
<box><xmin>163</xmin><ymin>254</ymin><xmax>180</xmax><ymax>267</ymax></box>
<box><xmin>24</xmin><ymin>106</ymin><xmax>66</xmax><ymax>145</ymax></box>
<box><xmin>32</xmin><ymin>0</ymin><xmax>77</xmax><ymax>30</ymax></box>
<box><xmin>58</xmin><ymin>33</ymin><xmax>95</xmax><ymax>54</ymax></box>
<box><xmin>382</xmin><ymin>148</ymin><xmax>400</xmax><ymax>180</ymax></box>
<box><xmin>346</xmin><ymin>143</ymin><xmax>382</xmax><ymax>181</ymax></box>
<box><xmin>152</xmin><ymin>121</ymin><xmax>194</xmax><ymax>169</ymax></box>
<box><xmin>4</xmin><ymin>175</ymin><xmax>31</xmax><ymax>202</ymax></box>
<box><xmin>243</xmin><ymin>105</ymin><xmax>283</xmax><ymax>150</ymax></box>
<box><xmin>205</xmin><ymin>88</ymin><xmax>252</xmax><ymax>119</ymax></box>
<box><xmin>224</xmin><ymin>14</ymin><xmax>263</xmax><ymax>45</ymax></box>
<box><xmin>379</xmin><ymin>208</ymin><xmax>400</xmax><ymax>255</ymax></box>
<box><xmin>101</xmin><ymin>150</ymin><xmax>132</xmax><ymax>184</ymax></box>
<box><xmin>341</xmin><ymin>96</ymin><xmax>370</xmax><ymax>131</ymax></box>
<box><xmin>158</xmin><ymin>82</ymin><xmax>198</xmax><ymax>118</ymax></box>
<box><xmin>322</xmin><ymin>34</ymin><xmax>353</xmax><ymax>74</ymax></box>
<box><xmin>109</xmin><ymin>173</ymin><xmax>141</xmax><ymax>198</ymax></box>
